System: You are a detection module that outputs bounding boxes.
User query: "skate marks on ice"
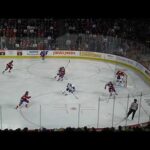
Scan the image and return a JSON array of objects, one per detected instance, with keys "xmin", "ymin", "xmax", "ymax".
[
  {"xmin": 19, "ymin": 109, "xmax": 43, "ymax": 128},
  {"xmin": 18, "ymin": 104, "xmax": 71, "ymax": 129},
  {"xmin": 17, "ymin": 103, "xmax": 97, "ymax": 129},
  {"xmin": 114, "ymin": 116, "xmax": 133, "ymax": 126}
]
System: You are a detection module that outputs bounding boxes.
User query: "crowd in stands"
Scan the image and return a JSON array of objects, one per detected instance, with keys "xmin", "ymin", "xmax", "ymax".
[
  {"xmin": 1, "ymin": 18, "xmax": 149, "ymax": 70},
  {"xmin": 0, "ymin": 18, "xmax": 150, "ymax": 70},
  {"xmin": 64, "ymin": 18, "xmax": 150, "ymax": 42},
  {"xmin": 0, "ymin": 19, "xmax": 59, "ymax": 50},
  {"xmin": 0, "ymin": 18, "xmax": 150, "ymax": 51},
  {"xmin": 0, "ymin": 122, "xmax": 150, "ymax": 133}
]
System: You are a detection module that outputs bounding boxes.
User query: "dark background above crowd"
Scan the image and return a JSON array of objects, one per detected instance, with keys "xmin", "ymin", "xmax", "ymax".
[{"xmin": 0, "ymin": 18, "xmax": 150, "ymax": 42}]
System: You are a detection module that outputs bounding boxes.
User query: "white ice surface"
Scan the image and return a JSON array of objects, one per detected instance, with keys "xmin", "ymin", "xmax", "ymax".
[{"xmin": 0, "ymin": 58, "xmax": 150, "ymax": 130}]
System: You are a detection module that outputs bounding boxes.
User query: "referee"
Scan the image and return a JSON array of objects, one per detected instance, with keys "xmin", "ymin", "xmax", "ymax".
[{"xmin": 127, "ymin": 99, "xmax": 138, "ymax": 120}]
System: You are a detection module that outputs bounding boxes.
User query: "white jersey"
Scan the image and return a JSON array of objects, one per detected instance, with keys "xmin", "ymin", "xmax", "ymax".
[
  {"xmin": 66, "ymin": 83, "xmax": 75, "ymax": 93},
  {"xmin": 130, "ymin": 102, "xmax": 138, "ymax": 111}
]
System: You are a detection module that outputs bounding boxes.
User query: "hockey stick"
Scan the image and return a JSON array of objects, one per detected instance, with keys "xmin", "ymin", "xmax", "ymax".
[
  {"xmin": 62, "ymin": 91, "xmax": 67, "ymax": 95},
  {"xmin": 64, "ymin": 59, "xmax": 70, "ymax": 69},
  {"xmin": 62, "ymin": 90, "xmax": 78, "ymax": 99},
  {"xmin": 72, "ymin": 92, "xmax": 79, "ymax": 99}
]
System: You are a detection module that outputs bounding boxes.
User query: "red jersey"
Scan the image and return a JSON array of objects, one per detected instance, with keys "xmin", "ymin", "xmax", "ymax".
[
  {"xmin": 105, "ymin": 82, "xmax": 113, "ymax": 88},
  {"xmin": 59, "ymin": 67, "xmax": 65, "ymax": 75},
  {"xmin": 7, "ymin": 61, "xmax": 13, "ymax": 68},
  {"xmin": 105, "ymin": 82, "xmax": 115, "ymax": 91},
  {"xmin": 21, "ymin": 94, "xmax": 31, "ymax": 101},
  {"xmin": 109, "ymin": 85, "xmax": 116, "ymax": 92},
  {"xmin": 116, "ymin": 71, "xmax": 125, "ymax": 76}
]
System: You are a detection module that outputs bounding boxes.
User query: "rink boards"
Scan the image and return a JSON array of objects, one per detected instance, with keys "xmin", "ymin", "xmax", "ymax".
[{"xmin": 0, "ymin": 50, "xmax": 150, "ymax": 85}]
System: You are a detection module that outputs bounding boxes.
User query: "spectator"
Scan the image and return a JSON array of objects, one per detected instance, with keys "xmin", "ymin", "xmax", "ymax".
[
  {"xmin": 66, "ymin": 39, "xmax": 71, "ymax": 50},
  {"xmin": 15, "ymin": 43, "xmax": 19, "ymax": 49}
]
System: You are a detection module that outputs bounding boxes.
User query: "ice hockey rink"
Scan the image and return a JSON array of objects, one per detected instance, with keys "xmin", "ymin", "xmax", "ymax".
[{"xmin": 0, "ymin": 58, "xmax": 150, "ymax": 130}]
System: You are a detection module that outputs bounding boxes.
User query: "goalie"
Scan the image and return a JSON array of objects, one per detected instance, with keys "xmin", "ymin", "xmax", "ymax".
[
  {"xmin": 116, "ymin": 70, "xmax": 126, "ymax": 86},
  {"xmin": 55, "ymin": 66, "xmax": 65, "ymax": 81}
]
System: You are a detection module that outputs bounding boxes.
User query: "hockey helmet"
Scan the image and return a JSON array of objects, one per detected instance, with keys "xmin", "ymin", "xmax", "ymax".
[{"xmin": 25, "ymin": 91, "xmax": 29, "ymax": 95}]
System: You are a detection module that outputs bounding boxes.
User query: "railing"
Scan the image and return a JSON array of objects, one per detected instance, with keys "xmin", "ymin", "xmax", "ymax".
[{"xmin": 1, "ymin": 34, "xmax": 150, "ymax": 53}]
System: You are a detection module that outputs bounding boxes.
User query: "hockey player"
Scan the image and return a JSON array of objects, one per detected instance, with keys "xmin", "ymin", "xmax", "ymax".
[
  {"xmin": 126, "ymin": 99, "xmax": 138, "ymax": 120},
  {"xmin": 105, "ymin": 81, "xmax": 117, "ymax": 96},
  {"xmin": 116, "ymin": 70, "xmax": 125, "ymax": 86},
  {"xmin": 16, "ymin": 91, "xmax": 31, "ymax": 109},
  {"xmin": 40, "ymin": 50, "xmax": 48, "ymax": 60},
  {"xmin": 63, "ymin": 83, "xmax": 76, "ymax": 96},
  {"xmin": 55, "ymin": 66, "xmax": 65, "ymax": 81},
  {"xmin": 2, "ymin": 60, "xmax": 13, "ymax": 74}
]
